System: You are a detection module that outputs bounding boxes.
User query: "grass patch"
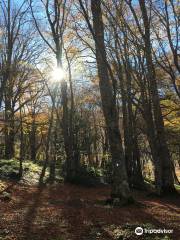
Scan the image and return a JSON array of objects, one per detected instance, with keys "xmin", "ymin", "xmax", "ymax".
[
  {"xmin": 0, "ymin": 159, "xmax": 48, "ymax": 184},
  {"xmin": 175, "ymin": 184, "xmax": 180, "ymax": 193},
  {"xmin": 0, "ymin": 159, "xmax": 20, "ymax": 178}
]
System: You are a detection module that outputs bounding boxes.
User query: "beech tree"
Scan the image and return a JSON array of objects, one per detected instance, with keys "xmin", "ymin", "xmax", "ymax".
[
  {"xmin": 78, "ymin": 0, "xmax": 132, "ymax": 203},
  {"xmin": 0, "ymin": 0, "xmax": 178, "ymax": 199}
]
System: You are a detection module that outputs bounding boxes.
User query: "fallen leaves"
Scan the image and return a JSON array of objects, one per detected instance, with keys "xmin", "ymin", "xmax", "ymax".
[{"xmin": 0, "ymin": 182, "xmax": 179, "ymax": 240}]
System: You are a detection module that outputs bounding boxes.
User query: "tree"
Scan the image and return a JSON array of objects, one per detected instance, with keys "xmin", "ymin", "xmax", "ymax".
[
  {"xmin": 30, "ymin": 0, "xmax": 79, "ymax": 181},
  {"xmin": 0, "ymin": 0, "xmax": 42, "ymax": 159},
  {"xmin": 78, "ymin": 0, "xmax": 132, "ymax": 203}
]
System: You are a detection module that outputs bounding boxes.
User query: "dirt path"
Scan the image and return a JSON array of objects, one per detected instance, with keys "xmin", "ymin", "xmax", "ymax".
[{"xmin": 0, "ymin": 182, "xmax": 179, "ymax": 240}]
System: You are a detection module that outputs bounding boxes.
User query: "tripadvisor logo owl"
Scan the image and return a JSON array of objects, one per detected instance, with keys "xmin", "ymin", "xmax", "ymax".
[{"xmin": 135, "ymin": 227, "xmax": 143, "ymax": 235}]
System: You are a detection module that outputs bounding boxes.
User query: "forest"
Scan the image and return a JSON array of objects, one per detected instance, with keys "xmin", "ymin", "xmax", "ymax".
[{"xmin": 0, "ymin": 0, "xmax": 179, "ymax": 239}]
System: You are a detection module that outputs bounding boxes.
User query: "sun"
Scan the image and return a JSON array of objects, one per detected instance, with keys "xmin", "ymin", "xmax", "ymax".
[{"xmin": 50, "ymin": 67, "xmax": 65, "ymax": 82}]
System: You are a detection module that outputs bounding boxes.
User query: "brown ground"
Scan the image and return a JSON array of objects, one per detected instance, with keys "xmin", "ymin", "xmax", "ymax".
[{"xmin": 0, "ymin": 181, "xmax": 179, "ymax": 240}]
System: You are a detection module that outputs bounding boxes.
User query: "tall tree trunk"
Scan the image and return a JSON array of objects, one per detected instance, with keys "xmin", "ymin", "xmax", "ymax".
[
  {"xmin": 4, "ymin": 100, "xmax": 14, "ymax": 159},
  {"xmin": 139, "ymin": 0, "xmax": 175, "ymax": 195},
  {"xmin": 30, "ymin": 113, "xmax": 36, "ymax": 162},
  {"xmin": 125, "ymin": 56, "xmax": 144, "ymax": 189},
  {"xmin": 39, "ymin": 107, "xmax": 54, "ymax": 185},
  {"xmin": 61, "ymin": 80, "xmax": 75, "ymax": 181},
  {"xmin": 4, "ymin": 0, "xmax": 14, "ymax": 159},
  {"xmin": 19, "ymin": 105, "xmax": 24, "ymax": 178},
  {"xmin": 90, "ymin": 0, "xmax": 131, "ymax": 203},
  {"xmin": 49, "ymin": 120, "xmax": 58, "ymax": 184},
  {"xmin": 114, "ymin": 37, "xmax": 144, "ymax": 189}
]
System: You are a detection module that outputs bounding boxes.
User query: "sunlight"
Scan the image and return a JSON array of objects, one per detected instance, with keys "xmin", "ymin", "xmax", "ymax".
[{"xmin": 50, "ymin": 67, "xmax": 65, "ymax": 83}]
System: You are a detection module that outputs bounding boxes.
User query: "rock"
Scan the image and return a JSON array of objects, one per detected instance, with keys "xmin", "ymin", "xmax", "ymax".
[{"xmin": 0, "ymin": 191, "xmax": 12, "ymax": 201}]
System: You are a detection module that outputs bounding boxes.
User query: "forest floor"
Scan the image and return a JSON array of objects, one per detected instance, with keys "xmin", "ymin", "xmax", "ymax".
[{"xmin": 0, "ymin": 180, "xmax": 179, "ymax": 240}]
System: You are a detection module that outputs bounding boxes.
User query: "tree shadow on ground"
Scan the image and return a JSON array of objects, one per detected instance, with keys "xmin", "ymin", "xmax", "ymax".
[
  {"xmin": 57, "ymin": 186, "xmax": 180, "ymax": 240},
  {"xmin": 1, "ymin": 183, "xmax": 179, "ymax": 240},
  {"xmin": 23, "ymin": 185, "xmax": 45, "ymax": 239}
]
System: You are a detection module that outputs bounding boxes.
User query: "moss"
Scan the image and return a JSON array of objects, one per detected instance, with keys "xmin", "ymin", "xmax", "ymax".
[
  {"xmin": 0, "ymin": 159, "xmax": 48, "ymax": 184},
  {"xmin": 175, "ymin": 184, "xmax": 180, "ymax": 191}
]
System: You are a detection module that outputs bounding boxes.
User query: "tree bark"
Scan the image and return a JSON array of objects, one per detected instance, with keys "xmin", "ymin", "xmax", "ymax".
[
  {"xmin": 139, "ymin": 0, "xmax": 175, "ymax": 195},
  {"xmin": 90, "ymin": 0, "xmax": 131, "ymax": 202}
]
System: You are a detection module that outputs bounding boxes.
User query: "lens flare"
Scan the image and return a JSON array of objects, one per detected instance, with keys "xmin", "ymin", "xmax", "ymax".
[{"xmin": 50, "ymin": 67, "xmax": 65, "ymax": 82}]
